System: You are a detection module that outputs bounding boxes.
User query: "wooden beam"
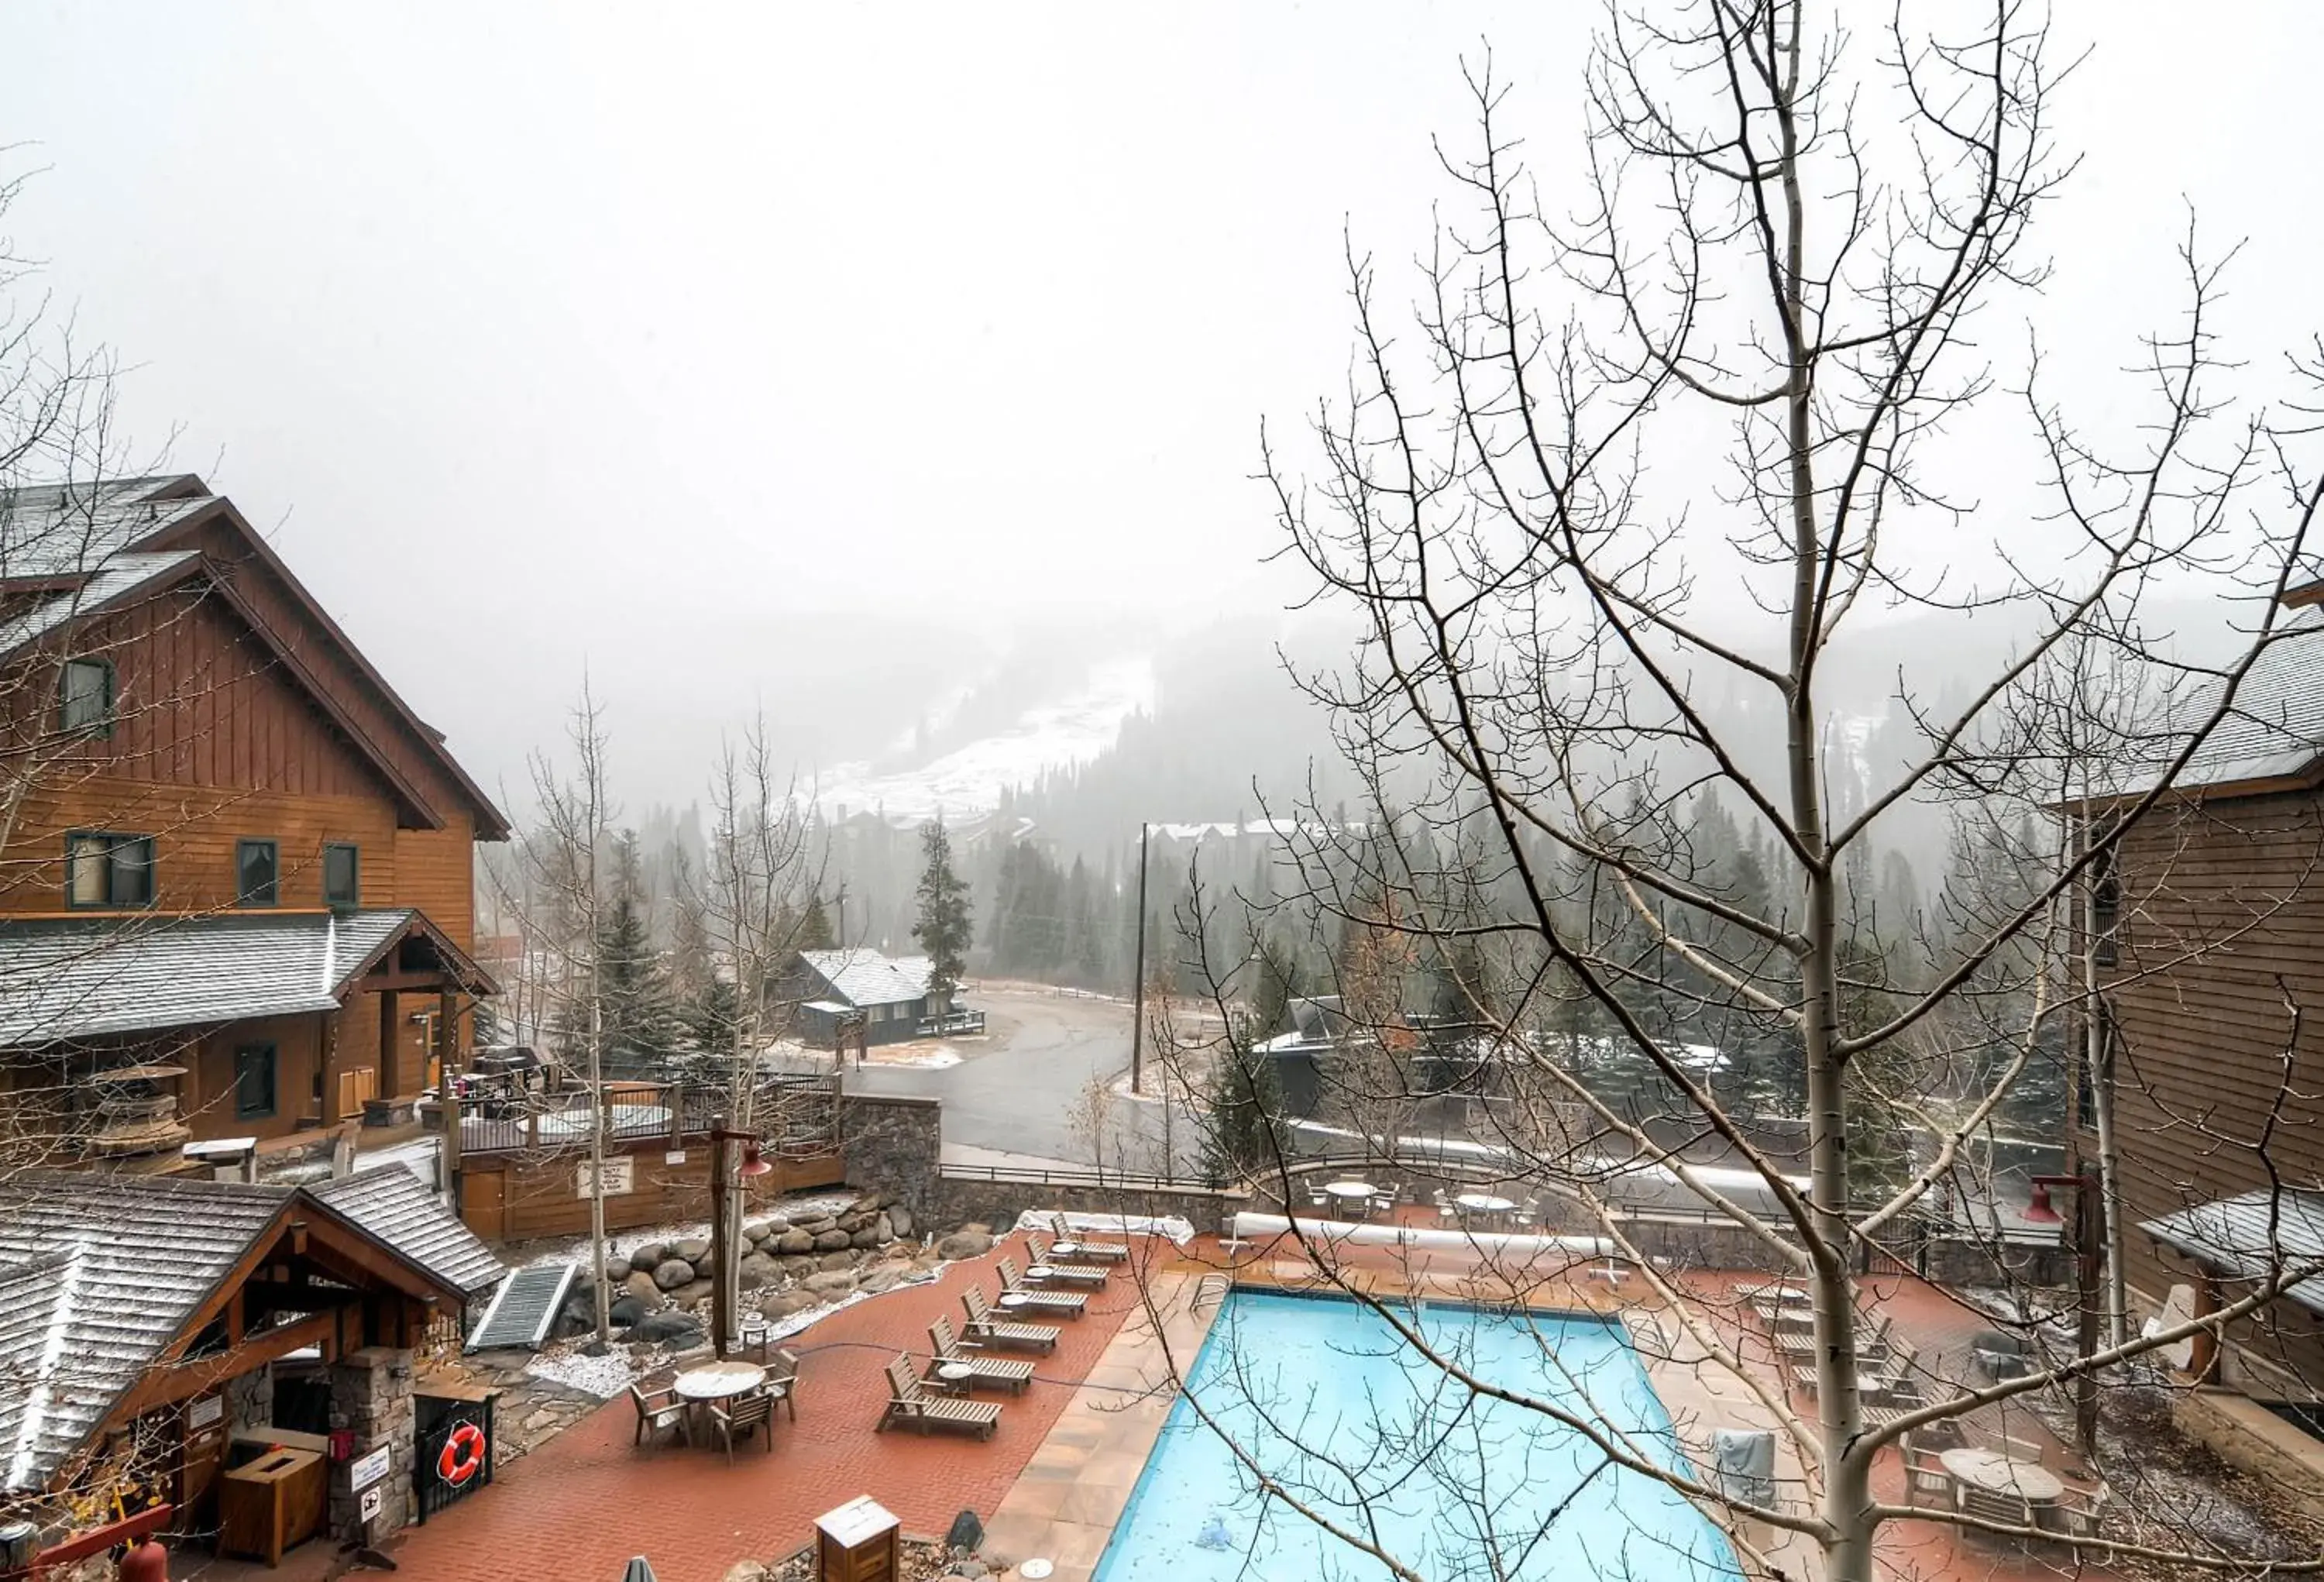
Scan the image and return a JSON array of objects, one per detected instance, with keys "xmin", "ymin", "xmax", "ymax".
[
  {"xmin": 113, "ymin": 1309, "xmax": 338, "ymax": 1419},
  {"xmin": 360, "ymin": 969, "xmax": 460, "ymax": 993}
]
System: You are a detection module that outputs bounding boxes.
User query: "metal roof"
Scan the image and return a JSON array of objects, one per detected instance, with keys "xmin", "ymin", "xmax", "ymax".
[
  {"xmin": 0, "ymin": 1171, "xmax": 289, "ymax": 1493},
  {"xmin": 0, "ymin": 477, "xmax": 213, "ymax": 579},
  {"xmin": 795, "ymin": 948, "xmax": 933, "ymax": 1009},
  {"xmin": 310, "ymin": 1165, "xmax": 505, "ymax": 1298},
  {"xmin": 0, "ymin": 909, "xmax": 494, "ymax": 1047},
  {"xmin": 2141, "ymin": 1188, "xmax": 2324, "ymax": 1315}
]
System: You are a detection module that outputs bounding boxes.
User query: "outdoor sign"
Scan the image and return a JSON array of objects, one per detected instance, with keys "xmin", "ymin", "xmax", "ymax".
[
  {"xmin": 576, "ymin": 1157, "xmax": 635, "ymax": 1198},
  {"xmin": 187, "ymin": 1395, "xmax": 223, "ymax": 1430},
  {"xmin": 349, "ymin": 1446, "xmax": 393, "ymax": 1493},
  {"xmin": 359, "ymin": 1486, "xmax": 383, "ymax": 1524},
  {"xmin": 665, "ymin": 1150, "xmax": 686, "ymax": 1165}
]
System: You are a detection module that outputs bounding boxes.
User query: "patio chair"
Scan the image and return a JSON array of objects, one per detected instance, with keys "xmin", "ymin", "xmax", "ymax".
[
  {"xmin": 629, "ymin": 1379, "xmax": 686, "ymax": 1449},
  {"xmin": 1023, "ymin": 1234, "xmax": 1111, "ymax": 1288},
  {"xmin": 878, "ymin": 1355, "xmax": 1002, "ymax": 1439},
  {"xmin": 1045, "ymin": 1215, "xmax": 1129, "ymax": 1261},
  {"xmin": 2054, "ymin": 1485, "xmax": 2109, "ymax": 1539},
  {"xmin": 709, "ymin": 1389, "xmax": 775, "ymax": 1464},
  {"xmin": 928, "ymin": 1315, "xmax": 1035, "ymax": 1394},
  {"xmin": 1370, "ymin": 1185, "xmax": 1397, "ymax": 1217},
  {"xmin": 1996, "ymin": 1432, "xmax": 2044, "ymax": 1463},
  {"xmin": 1955, "ymin": 1484, "xmax": 2035, "ymax": 1545},
  {"xmin": 765, "ymin": 1346, "xmax": 800, "ymax": 1422},
  {"xmin": 995, "ymin": 1257, "xmax": 1088, "ymax": 1316},
  {"xmin": 963, "ymin": 1285, "xmax": 1062, "ymax": 1352},
  {"xmin": 1902, "ymin": 1446, "xmax": 1953, "ymax": 1505}
]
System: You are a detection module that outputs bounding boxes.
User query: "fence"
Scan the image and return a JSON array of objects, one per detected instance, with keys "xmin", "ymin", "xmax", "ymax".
[
  {"xmin": 440, "ymin": 1074, "xmax": 837, "ymax": 1159},
  {"xmin": 917, "ymin": 1009, "xmax": 987, "ymax": 1037}
]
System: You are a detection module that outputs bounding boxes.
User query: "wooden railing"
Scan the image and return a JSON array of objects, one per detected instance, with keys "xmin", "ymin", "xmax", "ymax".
[{"xmin": 435, "ymin": 1075, "xmax": 838, "ymax": 1159}]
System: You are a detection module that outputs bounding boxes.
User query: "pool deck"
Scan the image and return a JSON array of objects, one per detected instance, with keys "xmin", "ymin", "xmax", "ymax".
[{"xmin": 981, "ymin": 1269, "xmax": 1226, "ymax": 1580}]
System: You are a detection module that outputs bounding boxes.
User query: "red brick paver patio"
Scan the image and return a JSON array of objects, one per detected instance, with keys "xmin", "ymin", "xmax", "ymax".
[{"xmin": 385, "ymin": 1235, "xmax": 1150, "ymax": 1582}]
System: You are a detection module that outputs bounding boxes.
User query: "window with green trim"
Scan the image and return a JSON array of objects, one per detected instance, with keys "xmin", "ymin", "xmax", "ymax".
[
  {"xmin": 323, "ymin": 843, "xmax": 360, "ymax": 909},
  {"xmin": 65, "ymin": 831, "xmax": 154, "ymax": 907},
  {"xmin": 59, "ymin": 657, "xmax": 115, "ymax": 736},
  {"xmin": 235, "ymin": 839, "xmax": 279, "ymax": 907}
]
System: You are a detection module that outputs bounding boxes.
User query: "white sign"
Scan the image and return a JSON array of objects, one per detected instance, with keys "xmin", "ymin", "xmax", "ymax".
[
  {"xmin": 576, "ymin": 1157, "xmax": 634, "ymax": 1198},
  {"xmin": 349, "ymin": 1445, "xmax": 393, "ymax": 1493},
  {"xmin": 187, "ymin": 1395, "xmax": 223, "ymax": 1430},
  {"xmin": 359, "ymin": 1485, "xmax": 383, "ymax": 1524},
  {"xmin": 664, "ymin": 1149, "xmax": 687, "ymax": 1165}
]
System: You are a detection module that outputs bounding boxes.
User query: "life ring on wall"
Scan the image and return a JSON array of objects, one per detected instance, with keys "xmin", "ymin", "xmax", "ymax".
[{"xmin": 436, "ymin": 1422, "xmax": 486, "ymax": 1487}]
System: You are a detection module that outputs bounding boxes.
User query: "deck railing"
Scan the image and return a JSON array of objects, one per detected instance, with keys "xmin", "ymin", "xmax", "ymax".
[
  {"xmin": 917, "ymin": 1009, "xmax": 986, "ymax": 1037},
  {"xmin": 437, "ymin": 1073, "xmax": 839, "ymax": 1159}
]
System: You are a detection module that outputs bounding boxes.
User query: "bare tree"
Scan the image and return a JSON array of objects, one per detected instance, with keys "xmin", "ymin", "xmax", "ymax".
[{"xmin": 1147, "ymin": 5, "xmax": 2324, "ymax": 1579}]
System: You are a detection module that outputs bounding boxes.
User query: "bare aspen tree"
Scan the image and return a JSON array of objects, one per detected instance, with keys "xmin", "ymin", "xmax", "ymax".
[
  {"xmin": 1145, "ymin": 5, "xmax": 2324, "ymax": 1579},
  {"xmin": 507, "ymin": 680, "xmax": 617, "ymax": 1346}
]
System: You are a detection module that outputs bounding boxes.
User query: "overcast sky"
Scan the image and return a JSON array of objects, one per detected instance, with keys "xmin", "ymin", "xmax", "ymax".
[{"xmin": 6, "ymin": 2, "xmax": 2321, "ymax": 800}]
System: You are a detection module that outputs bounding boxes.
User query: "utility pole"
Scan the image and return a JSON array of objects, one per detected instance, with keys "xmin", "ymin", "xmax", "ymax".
[{"xmin": 1129, "ymin": 822, "xmax": 1150, "ymax": 1096}]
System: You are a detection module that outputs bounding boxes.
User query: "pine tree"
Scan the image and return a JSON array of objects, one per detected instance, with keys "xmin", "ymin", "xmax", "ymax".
[
  {"xmin": 912, "ymin": 818, "xmax": 975, "ymax": 1009},
  {"xmin": 797, "ymin": 892, "xmax": 835, "ymax": 951},
  {"xmin": 1200, "ymin": 1033, "xmax": 1290, "ymax": 1186},
  {"xmin": 590, "ymin": 830, "xmax": 681, "ymax": 1076}
]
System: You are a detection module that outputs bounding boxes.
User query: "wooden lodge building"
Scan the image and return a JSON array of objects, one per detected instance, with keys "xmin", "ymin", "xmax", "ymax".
[
  {"xmin": 0, "ymin": 476, "xmax": 508, "ymax": 1164},
  {"xmin": 0, "ymin": 1166, "xmax": 504, "ymax": 1566},
  {"xmin": 2082, "ymin": 573, "xmax": 2324, "ymax": 1408}
]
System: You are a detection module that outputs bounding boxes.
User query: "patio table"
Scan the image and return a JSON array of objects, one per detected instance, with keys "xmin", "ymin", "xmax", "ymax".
[
  {"xmin": 1453, "ymin": 1192, "xmax": 1515, "ymax": 1216},
  {"xmin": 1941, "ymin": 1447, "xmax": 2063, "ymax": 1505},
  {"xmin": 674, "ymin": 1360, "xmax": 768, "ymax": 1446},
  {"xmin": 1324, "ymin": 1181, "xmax": 1378, "ymax": 1217}
]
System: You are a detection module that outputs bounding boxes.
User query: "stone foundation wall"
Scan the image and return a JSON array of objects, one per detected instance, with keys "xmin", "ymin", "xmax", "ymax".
[
  {"xmin": 328, "ymin": 1346, "xmax": 415, "ymax": 1541},
  {"xmin": 839, "ymin": 1092, "xmax": 943, "ymax": 1227}
]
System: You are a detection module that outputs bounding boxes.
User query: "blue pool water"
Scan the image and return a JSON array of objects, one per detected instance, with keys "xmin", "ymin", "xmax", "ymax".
[{"xmin": 1093, "ymin": 1291, "xmax": 1742, "ymax": 1582}]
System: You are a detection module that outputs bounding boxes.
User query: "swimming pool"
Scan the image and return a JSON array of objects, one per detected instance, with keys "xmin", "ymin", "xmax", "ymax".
[{"xmin": 1093, "ymin": 1289, "xmax": 1742, "ymax": 1582}]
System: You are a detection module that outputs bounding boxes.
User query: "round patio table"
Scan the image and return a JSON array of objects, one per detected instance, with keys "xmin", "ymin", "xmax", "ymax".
[
  {"xmin": 1324, "ymin": 1180, "xmax": 1378, "ymax": 1201},
  {"xmin": 673, "ymin": 1360, "xmax": 768, "ymax": 1448},
  {"xmin": 1454, "ymin": 1192, "xmax": 1516, "ymax": 1215},
  {"xmin": 998, "ymin": 1291, "xmax": 1033, "ymax": 1309},
  {"xmin": 937, "ymin": 1363, "xmax": 975, "ymax": 1385},
  {"xmin": 1941, "ymin": 1447, "xmax": 2063, "ymax": 1504}
]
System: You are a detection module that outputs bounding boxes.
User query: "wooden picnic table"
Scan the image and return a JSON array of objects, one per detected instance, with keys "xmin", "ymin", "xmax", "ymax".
[{"xmin": 1942, "ymin": 1447, "xmax": 2063, "ymax": 1504}]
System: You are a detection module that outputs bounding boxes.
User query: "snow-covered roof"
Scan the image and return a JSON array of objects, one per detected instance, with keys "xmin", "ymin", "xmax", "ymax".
[
  {"xmin": 795, "ymin": 948, "xmax": 934, "ymax": 1009},
  {"xmin": 2142, "ymin": 1188, "xmax": 2324, "ymax": 1315},
  {"xmin": 2106, "ymin": 606, "xmax": 2324, "ymax": 798}
]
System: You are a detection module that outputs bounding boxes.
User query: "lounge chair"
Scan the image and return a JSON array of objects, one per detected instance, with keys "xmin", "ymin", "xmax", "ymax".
[
  {"xmin": 928, "ymin": 1315, "xmax": 1035, "ymax": 1394},
  {"xmin": 995, "ymin": 1256, "xmax": 1088, "ymax": 1316},
  {"xmin": 1023, "ymin": 1235, "xmax": 1109, "ymax": 1288},
  {"xmin": 878, "ymin": 1355, "xmax": 1001, "ymax": 1439},
  {"xmin": 629, "ymin": 1379, "xmax": 685, "ymax": 1448},
  {"xmin": 1046, "ymin": 1215, "xmax": 1129, "ymax": 1261},
  {"xmin": 963, "ymin": 1285, "xmax": 1061, "ymax": 1352},
  {"xmin": 709, "ymin": 1389, "xmax": 775, "ymax": 1463}
]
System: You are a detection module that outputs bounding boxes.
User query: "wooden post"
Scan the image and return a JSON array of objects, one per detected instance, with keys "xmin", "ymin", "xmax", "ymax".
[
  {"xmin": 437, "ymin": 990, "xmax": 458, "ymax": 1087},
  {"xmin": 710, "ymin": 1116, "xmax": 734, "ymax": 1360},
  {"xmin": 2188, "ymin": 1276, "xmax": 2224, "ymax": 1384},
  {"xmin": 377, "ymin": 991, "xmax": 398, "ymax": 1101}
]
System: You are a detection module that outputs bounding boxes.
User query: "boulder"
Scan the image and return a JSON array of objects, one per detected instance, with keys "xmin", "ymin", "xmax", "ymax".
[
  {"xmin": 813, "ymin": 1229, "xmax": 853, "ymax": 1252},
  {"xmin": 759, "ymin": 1291, "xmax": 810, "ymax": 1321},
  {"xmin": 624, "ymin": 1271, "xmax": 668, "ymax": 1309},
  {"xmin": 672, "ymin": 1278, "xmax": 713, "ymax": 1309},
  {"xmin": 723, "ymin": 1563, "xmax": 773, "ymax": 1582},
  {"xmin": 945, "ymin": 1510, "xmax": 985, "ymax": 1556},
  {"xmin": 608, "ymin": 1294, "xmax": 648, "ymax": 1326},
  {"xmin": 798, "ymin": 1216, "xmax": 838, "ymax": 1237},
  {"xmin": 817, "ymin": 1250, "xmax": 857, "ymax": 1273},
  {"xmin": 779, "ymin": 1255, "xmax": 818, "ymax": 1279},
  {"xmin": 673, "ymin": 1236, "xmax": 713, "ymax": 1264},
  {"xmin": 803, "ymin": 1268, "xmax": 858, "ymax": 1297},
  {"xmin": 742, "ymin": 1219, "xmax": 781, "ymax": 1244},
  {"xmin": 633, "ymin": 1309, "xmax": 703, "ymax": 1344},
  {"xmin": 775, "ymin": 1228, "xmax": 816, "ymax": 1255},
  {"xmin": 849, "ymin": 1226, "xmax": 882, "ymax": 1250},
  {"xmin": 937, "ymin": 1229, "xmax": 993, "ymax": 1260},
  {"xmin": 858, "ymin": 1267, "xmax": 902, "ymax": 1295},
  {"xmin": 737, "ymin": 1251, "xmax": 779, "ymax": 1291},
  {"xmin": 652, "ymin": 1257, "xmax": 695, "ymax": 1291},
  {"xmin": 887, "ymin": 1204, "xmax": 913, "ymax": 1239},
  {"xmin": 628, "ymin": 1242, "xmax": 666, "ymax": 1271},
  {"xmin": 873, "ymin": 1212, "xmax": 895, "ymax": 1243},
  {"xmin": 605, "ymin": 1256, "xmax": 632, "ymax": 1284}
]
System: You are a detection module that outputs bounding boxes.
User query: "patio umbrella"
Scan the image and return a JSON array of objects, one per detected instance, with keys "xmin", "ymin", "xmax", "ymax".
[{"xmin": 621, "ymin": 1560, "xmax": 659, "ymax": 1582}]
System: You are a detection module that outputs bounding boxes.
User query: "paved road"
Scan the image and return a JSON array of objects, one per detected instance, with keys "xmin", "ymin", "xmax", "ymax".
[{"xmin": 820, "ymin": 985, "xmax": 1198, "ymax": 1168}]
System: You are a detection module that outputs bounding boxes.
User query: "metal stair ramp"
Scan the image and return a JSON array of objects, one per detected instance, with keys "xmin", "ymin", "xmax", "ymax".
[{"xmin": 466, "ymin": 1262, "xmax": 576, "ymax": 1351}]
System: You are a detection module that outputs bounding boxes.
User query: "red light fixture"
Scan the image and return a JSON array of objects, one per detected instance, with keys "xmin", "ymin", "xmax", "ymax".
[
  {"xmin": 737, "ymin": 1137, "xmax": 774, "ymax": 1178},
  {"xmin": 2023, "ymin": 1181, "xmax": 2061, "ymax": 1224}
]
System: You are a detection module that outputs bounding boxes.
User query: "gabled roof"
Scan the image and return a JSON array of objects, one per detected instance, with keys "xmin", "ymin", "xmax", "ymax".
[
  {"xmin": 0, "ymin": 1172, "xmax": 290, "ymax": 1493},
  {"xmin": 795, "ymin": 947, "xmax": 933, "ymax": 1009},
  {"xmin": 311, "ymin": 1165, "xmax": 504, "ymax": 1298},
  {"xmin": 0, "ymin": 908, "xmax": 497, "ymax": 1048},
  {"xmin": 0, "ymin": 475, "xmax": 507, "ymax": 837},
  {"xmin": 0, "ymin": 1168, "xmax": 501, "ymax": 1494},
  {"xmin": 2141, "ymin": 1188, "xmax": 2324, "ymax": 1317}
]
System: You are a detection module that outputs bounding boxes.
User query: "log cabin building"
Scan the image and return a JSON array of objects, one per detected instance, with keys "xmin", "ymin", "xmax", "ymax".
[
  {"xmin": 2081, "ymin": 574, "xmax": 2324, "ymax": 1410},
  {"xmin": 0, "ymin": 475, "xmax": 507, "ymax": 1163}
]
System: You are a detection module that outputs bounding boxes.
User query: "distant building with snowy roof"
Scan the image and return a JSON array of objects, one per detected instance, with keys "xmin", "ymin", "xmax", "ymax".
[{"xmin": 788, "ymin": 946, "xmax": 968, "ymax": 1047}]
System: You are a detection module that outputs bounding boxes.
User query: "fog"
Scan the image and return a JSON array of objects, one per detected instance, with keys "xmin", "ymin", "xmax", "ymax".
[{"xmin": 7, "ymin": 1, "xmax": 2322, "ymax": 809}]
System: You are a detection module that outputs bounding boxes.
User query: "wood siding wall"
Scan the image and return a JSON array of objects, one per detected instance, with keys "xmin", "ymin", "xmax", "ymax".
[
  {"xmin": 392, "ymin": 819, "xmax": 475, "ymax": 950},
  {"xmin": 2101, "ymin": 789, "xmax": 2324, "ymax": 1388},
  {"xmin": 456, "ymin": 1142, "xmax": 846, "ymax": 1242}
]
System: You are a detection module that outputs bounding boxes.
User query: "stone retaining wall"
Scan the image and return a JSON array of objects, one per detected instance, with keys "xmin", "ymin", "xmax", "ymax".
[
  {"xmin": 839, "ymin": 1091, "xmax": 943, "ymax": 1227},
  {"xmin": 936, "ymin": 1173, "xmax": 1248, "ymax": 1238}
]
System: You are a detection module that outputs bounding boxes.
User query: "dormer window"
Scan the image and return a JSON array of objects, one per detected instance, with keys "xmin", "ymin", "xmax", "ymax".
[{"xmin": 59, "ymin": 657, "xmax": 114, "ymax": 736}]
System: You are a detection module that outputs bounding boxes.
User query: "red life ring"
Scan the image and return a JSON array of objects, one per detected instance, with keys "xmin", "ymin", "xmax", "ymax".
[{"xmin": 436, "ymin": 1422, "xmax": 486, "ymax": 1487}]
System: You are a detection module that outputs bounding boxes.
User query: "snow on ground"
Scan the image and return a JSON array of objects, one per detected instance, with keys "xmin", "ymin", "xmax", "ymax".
[{"xmin": 813, "ymin": 657, "xmax": 1153, "ymax": 821}]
